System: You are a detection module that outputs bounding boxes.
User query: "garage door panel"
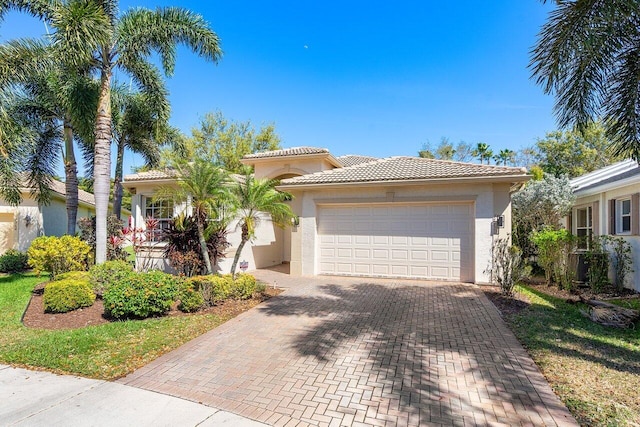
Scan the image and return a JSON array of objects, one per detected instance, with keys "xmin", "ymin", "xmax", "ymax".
[{"xmin": 318, "ymin": 204, "xmax": 473, "ymax": 281}]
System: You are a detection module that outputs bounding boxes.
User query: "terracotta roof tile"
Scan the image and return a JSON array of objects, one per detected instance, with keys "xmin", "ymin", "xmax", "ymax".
[
  {"xmin": 337, "ymin": 155, "xmax": 378, "ymax": 167},
  {"xmin": 243, "ymin": 146, "xmax": 329, "ymax": 159},
  {"xmin": 124, "ymin": 169, "xmax": 178, "ymax": 182},
  {"xmin": 280, "ymin": 156, "xmax": 527, "ymax": 186}
]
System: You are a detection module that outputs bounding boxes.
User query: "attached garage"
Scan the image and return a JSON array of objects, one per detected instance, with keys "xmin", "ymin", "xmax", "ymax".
[{"xmin": 317, "ymin": 203, "xmax": 473, "ymax": 281}]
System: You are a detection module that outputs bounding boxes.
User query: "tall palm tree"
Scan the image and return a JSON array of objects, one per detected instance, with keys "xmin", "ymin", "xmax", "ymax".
[
  {"xmin": 494, "ymin": 148, "xmax": 515, "ymax": 166},
  {"xmin": 472, "ymin": 142, "xmax": 492, "ymax": 164},
  {"xmin": 1, "ymin": 1, "xmax": 222, "ymax": 264},
  {"xmin": 229, "ymin": 170, "xmax": 295, "ymax": 277},
  {"xmin": 531, "ymin": 0, "xmax": 640, "ymax": 159},
  {"xmin": 155, "ymin": 160, "xmax": 231, "ymax": 275}
]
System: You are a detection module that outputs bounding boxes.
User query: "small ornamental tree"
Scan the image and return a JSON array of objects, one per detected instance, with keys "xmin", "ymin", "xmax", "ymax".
[
  {"xmin": 531, "ymin": 228, "xmax": 576, "ymax": 290},
  {"xmin": 512, "ymin": 173, "xmax": 575, "ymax": 261}
]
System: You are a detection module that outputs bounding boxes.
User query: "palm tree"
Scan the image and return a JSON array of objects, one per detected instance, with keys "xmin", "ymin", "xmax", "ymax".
[
  {"xmin": 154, "ymin": 160, "xmax": 230, "ymax": 275},
  {"xmin": 472, "ymin": 142, "xmax": 492, "ymax": 164},
  {"xmin": 494, "ymin": 149, "xmax": 515, "ymax": 166},
  {"xmin": 531, "ymin": 1, "xmax": 640, "ymax": 159},
  {"xmin": 1, "ymin": 1, "xmax": 222, "ymax": 264},
  {"xmin": 111, "ymin": 86, "xmax": 181, "ymax": 219},
  {"xmin": 229, "ymin": 170, "xmax": 295, "ymax": 277},
  {"xmin": 0, "ymin": 33, "xmax": 97, "ymax": 234}
]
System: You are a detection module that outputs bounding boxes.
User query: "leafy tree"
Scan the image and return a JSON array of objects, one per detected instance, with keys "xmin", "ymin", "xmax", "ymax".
[
  {"xmin": 435, "ymin": 137, "xmax": 456, "ymax": 160},
  {"xmin": 417, "ymin": 142, "xmax": 434, "ymax": 159},
  {"xmin": 531, "ymin": 0, "xmax": 640, "ymax": 160},
  {"xmin": 534, "ymin": 122, "xmax": 623, "ymax": 178},
  {"xmin": 229, "ymin": 170, "xmax": 294, "ymax": 276},
  {"xmin": 472, "ymin": 142, "xmax": 493, "ymax": 164},
  {"xmin": 512, "ymin": 174, "xmax": 575, "ymax": 261},
  {"xmin": 164, "ymin": 111, "xmax": 281, "ymax": 173},
  {"xmin": 452, "ymin": 141, "xmax": 474, "ymax": 162},
  {"xmin": 154, "ymin": 160, "xmax": 231, "ymax": 275}
]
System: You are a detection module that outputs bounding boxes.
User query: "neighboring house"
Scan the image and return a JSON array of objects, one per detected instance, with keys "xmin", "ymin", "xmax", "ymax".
[
  {"xmin": 124, "ymin": 147, "xmax": 529, "ymax": 283},
  {"xmin": 570, "ymin": 159, "xmax": 640, "ymax": 291},
  {"xmin": 0, "ymin": 180, "xmax": 96, "ymax": 255}
]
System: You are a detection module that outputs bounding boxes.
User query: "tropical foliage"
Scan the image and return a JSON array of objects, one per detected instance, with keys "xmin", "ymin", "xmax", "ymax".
[{"xmin": 531, "ymin": 0, "xmax": 640, "ymax": 160}]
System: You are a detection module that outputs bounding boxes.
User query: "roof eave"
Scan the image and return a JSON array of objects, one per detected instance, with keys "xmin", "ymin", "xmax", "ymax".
[
  {"xmin": 277, "ymin": 174, "xmax": 531, "ymax": 191},
  {"xmin": 574, "ymin": 174, "xmax": 640, "ymax": 198}
]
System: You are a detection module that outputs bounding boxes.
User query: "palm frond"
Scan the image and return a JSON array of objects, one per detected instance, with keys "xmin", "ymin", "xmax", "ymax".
[
  {"xmin": 0, "ymin": 38, "xmax": 53, "ymax": 86},
  {"xmin": 117, "ymin": 6, "xmax": 222, "ymax": 77},
  {"xmin": 0, "ymin": 0, "xmax": 57, "ymax": 22}
]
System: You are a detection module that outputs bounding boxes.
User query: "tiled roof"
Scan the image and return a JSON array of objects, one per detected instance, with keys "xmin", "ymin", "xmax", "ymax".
[
  {"xmin": 18, "ymin": 175, "xmax": 95, "ymax": 206},
  {"xmin": 280, "ymin": 157, "xmax": 528, "ymax": 186},
  {"xmin": 337, "ymin": 155, "xmax": 378, "ymax": 167},
  {"xmin": 48, "ymin": 180, "xmax": 95, "ymax": 206},
  {"xmin": 243, "ymin": 146, "xmax": 330, "ymax": 159},
  {"xmin": 124, "ymin": 169, "xmax": 178, "ymax": 182}
]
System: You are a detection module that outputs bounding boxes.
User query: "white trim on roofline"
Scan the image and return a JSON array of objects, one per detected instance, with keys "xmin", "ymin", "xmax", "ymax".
[{"xmin": 570, "ymin": 159, "xmax": 638, "ymax": 190}]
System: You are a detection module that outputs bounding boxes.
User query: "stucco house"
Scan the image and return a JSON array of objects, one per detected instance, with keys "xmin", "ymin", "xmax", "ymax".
[
  {"xmin": 0, "ymin": 180, "xmax": 96, "ymax": 255},
  {"xmin": 570, "ymin": 159, "xmax": 640, "ymax": 291},
  {"xmin": 124, "ymin": 147, "xmax": 529, "ymax": 284}
]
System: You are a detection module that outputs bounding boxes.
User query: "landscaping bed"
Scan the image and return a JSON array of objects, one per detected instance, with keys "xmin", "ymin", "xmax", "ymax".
[
  {"xmin": 22, "ymin": 281, "xmax": 282, "ymax": 330},
  {"xmin": 484, "ymin": 282, "xmax": 640, "ymax": 426}
]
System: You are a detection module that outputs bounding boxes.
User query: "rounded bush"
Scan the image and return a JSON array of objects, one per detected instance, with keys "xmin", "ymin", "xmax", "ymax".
[
  {"xmin": 185, "ymin": 275, "xmax": 232, "ymax": 306},
  {"xmin": 89, "ymin": 260, "xmax": 134, "ymax": 297},
  {"xmin": 0, "ymin": 249, "xmax": 29, "ymax": 273},
  {"xmin": 27, "ymin": 235, "xmax": 90, "ymax": 279},
  {"xmin": 43, "ymin": 279, "xmax": 95, "ymax": 313},
  {"xmin": 177, "ymin": 283, "xmax": 205, "ymax": 313},
  {"xmin": 229, "ymin": 274, "xmax": 258, "ymax": 300},
  {"xmin": 103, "ymin": 271, "xmax": 181, "ymax": 319}
]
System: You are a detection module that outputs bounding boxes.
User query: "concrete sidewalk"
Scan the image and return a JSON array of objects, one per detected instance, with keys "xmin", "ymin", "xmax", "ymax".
[{"xmin": 0, "ymin": 365, "xmax": 266, "ymax": 427}]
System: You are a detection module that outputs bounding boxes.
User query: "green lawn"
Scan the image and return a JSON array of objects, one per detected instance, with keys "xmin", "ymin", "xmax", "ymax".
[
  {"xmin": 0, "ymin": 273, "xmax": 242, "ymax": 380},
  {"xmin": 508, "ymin": 284, "xmax": 640, "ymax": 426}
]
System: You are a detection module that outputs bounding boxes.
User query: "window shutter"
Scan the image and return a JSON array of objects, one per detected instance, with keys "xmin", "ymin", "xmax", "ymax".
[
  {"xmin": 566, "ymin": 212, "xmax": 573, "ymax": 233},
  {"xmin": 633, "ymin": 194, "xmax": 640, "ymax": 235},
  {"xmin": 592, "ymin": 201, "xmax": 599, "ymax": 235},
  {"xmin": 609, "ymin": 199, "xmax": 616, "ymax": 235}
]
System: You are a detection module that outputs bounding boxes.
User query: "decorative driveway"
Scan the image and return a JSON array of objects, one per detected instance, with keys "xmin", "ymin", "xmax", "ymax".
[{"xmin": 119, "ymin": 269, "xmax": 577, "ymax": 426}]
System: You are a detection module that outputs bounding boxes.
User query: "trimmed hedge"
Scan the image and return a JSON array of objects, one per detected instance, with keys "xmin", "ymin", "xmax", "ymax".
[
  {"xmin": 0, "ymin": 250, "xmax": 29, "ymax": 273},
  {"xmin": 177, "ymin": 282, "xmax": 205, "ymax": 313},
  {"xmin": 43, "ymin": 279, "xmax": 96, "ymax": 313},
  {"xmin": 229, "ymin": 274, "xmax": 260, "ymax": 300},
  {"xmin": 103, "ymin": 271, "xmax": 181, "ymax": 319},
  {"xmin": 89, "ymin": 260, "xmax": 133, "ymax": 297},
  {"xmin": 27, "ymin": 235, "xmax": 90, "ymax": 280}
]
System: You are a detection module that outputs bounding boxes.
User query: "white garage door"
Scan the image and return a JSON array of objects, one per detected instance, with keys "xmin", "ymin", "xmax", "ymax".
[{"xmin": 317, "ymin": 204, "xmax": 473, "ymax": 281}]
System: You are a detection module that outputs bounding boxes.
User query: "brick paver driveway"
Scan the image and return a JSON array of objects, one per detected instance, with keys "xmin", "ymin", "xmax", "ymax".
[{"xmin": 120, "ymin": 268, "xmax": 577, "ymax": 426}]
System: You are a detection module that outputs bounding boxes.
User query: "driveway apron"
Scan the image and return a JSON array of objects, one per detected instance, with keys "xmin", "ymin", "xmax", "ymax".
[{"xmin": 119, "ymin": 270, "xmax": 577, "ymax": 426}]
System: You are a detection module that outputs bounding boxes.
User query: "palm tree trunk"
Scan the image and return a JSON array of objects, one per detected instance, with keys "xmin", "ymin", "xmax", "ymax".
[
  {"xmin": 112, "ymin": 139, "xmax": 125, "ymax": 219},
  {"xmin": 94, "ymin": 61, "xmax": 113, "ymax": 264},
  {"xmin": 230, "ymin": 223, "xmax": 249, "ymax": 277},
  {"xmin": 63, "ymin": 116, "xmax": 79, "ymax": 235},
  {"xmin": 197, "ymin": 219, "xmax": 213, "ymax": 274}
]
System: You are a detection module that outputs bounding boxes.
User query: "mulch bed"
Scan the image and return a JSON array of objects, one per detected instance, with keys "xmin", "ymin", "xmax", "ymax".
[
  {"xmin": 22, "ymin": 282, "xmax": 283, "ymax": 330},
  {"xmin": 483, "ymin": 278, "xmax": 639, "ymax": 319}
]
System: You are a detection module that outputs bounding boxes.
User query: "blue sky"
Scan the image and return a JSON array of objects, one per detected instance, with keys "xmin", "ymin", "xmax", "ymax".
[{"xmin": 2, "ymin": 1, "xmax": 556, "ymax": 175}]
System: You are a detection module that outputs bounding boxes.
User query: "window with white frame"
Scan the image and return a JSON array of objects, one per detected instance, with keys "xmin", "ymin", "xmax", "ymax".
[
  {"xmin": 144, "ymin": 197, "xmax": 173, "ymax": 242},
  {"xmin": 616, "ymin": 198, "xmax": 632, "ymax": 234},
  {"xmin": 576, "ymin": 206, "xmax": 592, "ymax": 249}
]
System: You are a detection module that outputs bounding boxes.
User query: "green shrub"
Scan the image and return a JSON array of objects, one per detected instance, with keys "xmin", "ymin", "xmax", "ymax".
[
  {"xmin": 229, "ymin": 274, "xmax": 258, "ymax": 300},
  {"xmin": 43, "ymin": 279, "xmax": 95, "ymax": 313},
  {"xmin": 531, "ymin": 228, "xmax": 576, "ymax": 290},
  {"xmin": 27, "ymin": 235, "xmax": 90, "ymax": 280},
  {"xmin": 54, "ymin": 271, "xmax": 91, "ymax": 282},
  {"xmin": 0, "ymin": 249, "xmax": 29, "ymax": 273},
  {"xmin": 89, "ymin": 260, "xmax": 134, "ymax": 297},
  {"xmin": 185, "ymin": 275, "xmax": 231, "ymax": 306},
  {"xmin": 103, "ymin": 271, "xmax": 181, "ymax": 319},
  {"xmin": 177, "ymin": 282, "xmax": 205, "ymax": 313}
]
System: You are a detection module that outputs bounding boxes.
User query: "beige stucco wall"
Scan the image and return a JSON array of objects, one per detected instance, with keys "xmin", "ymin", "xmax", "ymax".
[
  {"xmin": 286, "ymin": 181, "xmax": 512, "ymax": 284},
  {"xmin": 251, "ymin": 157, "xmax": 337, "ymax": 180}
]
